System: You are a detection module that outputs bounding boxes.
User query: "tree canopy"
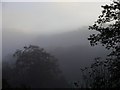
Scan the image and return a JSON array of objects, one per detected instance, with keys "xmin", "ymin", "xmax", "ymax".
[
  {"xmin": 87, "ymin": 0, "xmax": 120, "ymax": 88},
  {"xmin": 75, "ymin": 0, "xmax": 120, "ymax": 88},
  {"xmin": 3, "ymin": 45, "xmax": 69, "ymax": 88},
  {"xmin": 88, "ymin": 0, "xmax": 120, "ymax": 54}
]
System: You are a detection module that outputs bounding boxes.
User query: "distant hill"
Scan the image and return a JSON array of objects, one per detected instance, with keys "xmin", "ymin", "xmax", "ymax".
[
  {"xmin": 3, "ymin": 27, "xmax": 110, "ymax": 83},
  {"xmin": 32, "ymin": 26, "xmax": 93, "ymax": 47}
]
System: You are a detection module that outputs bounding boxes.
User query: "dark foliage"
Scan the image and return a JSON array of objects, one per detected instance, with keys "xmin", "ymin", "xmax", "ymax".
[
  {"xmin": 88, "ymin": 0, "xmax": 120, "ymax": 51},
  {"xmin": 3, "ymin": 45, "xmax": 69, "ymax": 88},
  {"xmin": 75, "ymin": 0, "xmax": 120, "ymax": 88},
  {"xmin": 88, "ymin": 0, "xmax": 120, "ymax": 88}
]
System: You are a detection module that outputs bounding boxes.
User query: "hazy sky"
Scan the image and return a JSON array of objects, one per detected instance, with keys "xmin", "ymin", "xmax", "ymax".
[{"xmin": 3, "ymin": 2, "xmax": 110, "ymax": 35}]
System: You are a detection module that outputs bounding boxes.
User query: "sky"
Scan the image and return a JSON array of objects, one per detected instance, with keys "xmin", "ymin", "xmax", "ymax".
[
  {"xmin": 1, "ymin": 1, "xmax": 112, "ymax": 87},
  {"xmin": 2, "ymin": 1, "xmax": 111, "ymax": 35}
]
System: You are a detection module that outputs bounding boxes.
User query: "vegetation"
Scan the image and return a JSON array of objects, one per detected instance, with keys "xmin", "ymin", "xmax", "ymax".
[
  {"xmin": 3, "ymin": 0, "xmax": 120, "ymax": 88},
  {"xmin": 75, "ymin": 0, "xmax": 120, "ymax": 88},
  {"xmin": 3, "ymin": 45, "xmax": 69, "ymax": 88}
]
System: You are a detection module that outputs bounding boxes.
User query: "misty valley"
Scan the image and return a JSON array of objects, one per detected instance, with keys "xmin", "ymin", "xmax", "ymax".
[
  {"xmin": 3, "ymin": 27, "xmax": 109, "ymax": 88},
  {"xmin": 2, "ymin": 0, "xmax": 120, "ymax": 88}
]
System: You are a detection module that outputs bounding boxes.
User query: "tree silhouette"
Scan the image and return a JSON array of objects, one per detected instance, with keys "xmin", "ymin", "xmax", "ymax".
[
  {"xmin": 3, "ymin": 45, "xmax": 69, "ymax": 88},
  {"xmin": 75, "ymin": 0, "xmax": 120, "ymax": 88},
  {"xmin": 88, "ymin": 0, "xmax": 120, "ymax": 88},
  {"xmin": 88, "ymin": 0, "xmax": 120, "ymax": 53}
]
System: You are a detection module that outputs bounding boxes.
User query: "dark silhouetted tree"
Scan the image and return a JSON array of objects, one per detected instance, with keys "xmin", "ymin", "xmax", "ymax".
[
  {"xmin": 88, "ymin": 0, "xmax": 120, "ymax": 88},
  {"xmin": 88, "ymin": 0, "xmax": 120, "ymax": 54},
  {"xmin": 75, "ymin": 0, "xmax": 120, "ymax": 88},
  {"xmin": 3, "ymin": 45, "xmax": 69, "ymax": 88}
]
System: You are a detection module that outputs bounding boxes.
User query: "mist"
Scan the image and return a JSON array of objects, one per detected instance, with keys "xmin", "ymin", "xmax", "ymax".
[{"xmin": 2, "ymin": 2, "xmax": 111, "ymax": 88}]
